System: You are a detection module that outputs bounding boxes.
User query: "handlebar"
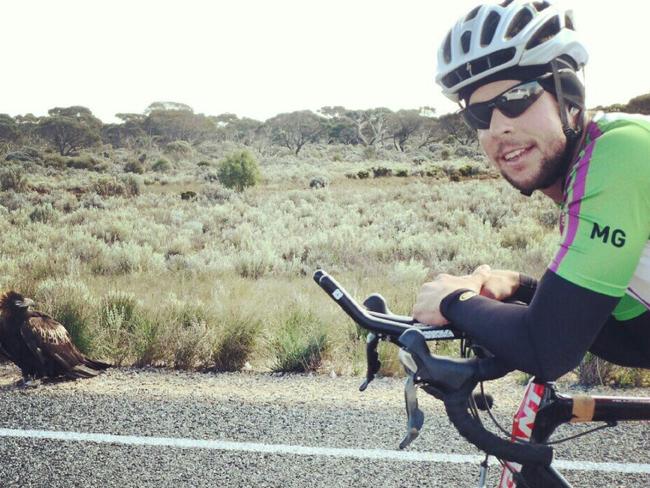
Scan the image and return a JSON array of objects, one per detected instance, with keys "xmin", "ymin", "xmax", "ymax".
[{"xmin": 313, "ymin": 269, "xmax": 553, "ymax": 467}]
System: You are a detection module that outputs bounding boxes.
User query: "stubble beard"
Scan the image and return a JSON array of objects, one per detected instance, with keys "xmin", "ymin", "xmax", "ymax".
[{"xmin": 500, "ymin": 139, "xmax": 568, "ymax": 195}]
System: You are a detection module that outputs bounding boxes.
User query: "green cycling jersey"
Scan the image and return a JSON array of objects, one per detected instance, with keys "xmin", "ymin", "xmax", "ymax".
[{"xmin": 550, "ymin": 112, "xmax": 650, "ymax": 320}]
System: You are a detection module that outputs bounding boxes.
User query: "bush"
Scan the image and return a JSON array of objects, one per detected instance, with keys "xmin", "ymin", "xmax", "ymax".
[
  {"xmin": 0, "ymin": 167, "xmax": 27, "ymax": 192},
  {"xmin": 272, "ymin": 309, "xmax": 328, "ymax": 373},
  {"xmin": 124, "ymin": 160, "xmax": 145, "ymax": 174},
  {"xmin": 29, "ymin": 203, "xmax": 57, "ymax": 223},
  {"xmin": 152, "ymin": 157, "xmax": 172, "ymax": 172},
  {"xmin": 35, "ymin": 279, "xmax": 95, "ymax": 356},
  {"xmin": 577, "ymin": 353, "xmax": 615, "ymax": 386},
  {"xmin": 67, "ymin": 154, "xmax": 100, "ymax": 170},
  {"xmin": 357, "ymin": 170, "xmax": 370, "ymax": 179},
  {"xmin": 395, "ymin": 169, "xmax": 409, "ymax": 177},
  {"xmin": 211, "ymin": 319, "xmax": 260, "ymax": 372},
  {"xmin": 372, "ymin": 166, "xmax": 392, "ymax": 177},
  {"xmin": 5, "ymin": 148, "xmax": 39, "ymax": 162},
  {"xmin": 164, "ymin": 140, "xmax": 193, "ymax": 159},
  {"xmin": 309, "ymin": 176, "xmax": 328, "ymax": 189},
  {"xmin": 362, "ymin": 146, "xmax": 377, "ymax": 160},
  {"xmin": 93, "ymin": 176, "xmax": 140, "ymax": 197},
  {"xmin": 458, "ymin": 164, "xmax": 480, "ymax": 177},
  {"xmin": 217, "ymin": 150, "xmax": 260, "ymax": 192},
  {"xmin": 440, "ymin": 149, "xmax": 451, "ymax": 160}
]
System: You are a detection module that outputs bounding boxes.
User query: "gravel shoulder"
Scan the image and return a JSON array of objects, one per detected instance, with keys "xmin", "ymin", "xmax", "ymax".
[{"xmin": 1, "ymin": 364, "xmax": 649, "ymax": 487}]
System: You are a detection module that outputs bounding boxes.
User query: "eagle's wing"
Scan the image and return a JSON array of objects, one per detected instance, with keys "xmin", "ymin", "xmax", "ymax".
[{"xmin": 19, "ymin": 312, "xmax": 85, "ymax": 371}]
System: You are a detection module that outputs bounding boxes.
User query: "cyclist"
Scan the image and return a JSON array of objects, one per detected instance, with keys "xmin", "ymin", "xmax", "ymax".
[{"xmin": 412, "ymin": 0, "xmax": 650, "ymax": 381}]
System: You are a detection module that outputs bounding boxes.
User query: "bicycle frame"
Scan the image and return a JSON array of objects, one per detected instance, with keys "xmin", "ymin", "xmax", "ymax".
[
  {"xmin": 501, "ymin": 380, "xmax": 650, "ymax": 488},
  {"xmin": 313, "ymin": 269, "xmax": 650, "ymax": 488}
]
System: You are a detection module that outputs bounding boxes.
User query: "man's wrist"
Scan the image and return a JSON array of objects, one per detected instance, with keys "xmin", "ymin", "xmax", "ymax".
[{"xmin": 440, "ymin": 288, "xmax": 478, "ymax": 318}]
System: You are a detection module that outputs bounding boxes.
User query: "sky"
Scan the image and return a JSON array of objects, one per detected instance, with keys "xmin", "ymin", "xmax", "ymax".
[{"xmin": 3, "ymin": 0, "xmax": 649, "ymax": 123}]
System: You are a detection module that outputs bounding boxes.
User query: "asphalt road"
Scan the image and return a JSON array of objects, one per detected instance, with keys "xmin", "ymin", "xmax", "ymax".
[{"xmin": 0, "ymin": 365, "xmax": 649, "ymax": 487}]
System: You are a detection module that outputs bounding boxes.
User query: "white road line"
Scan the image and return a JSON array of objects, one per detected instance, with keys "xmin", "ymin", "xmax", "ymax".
[{"xmin": 1, "ymin": 428, "xmax": 649, "ymax": 475}]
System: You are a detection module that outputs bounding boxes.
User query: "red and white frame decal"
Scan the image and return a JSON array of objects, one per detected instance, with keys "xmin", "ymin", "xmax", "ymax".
[{"xmin": 498, "ymin": 380, "xmax": 546, "ymax": 488}]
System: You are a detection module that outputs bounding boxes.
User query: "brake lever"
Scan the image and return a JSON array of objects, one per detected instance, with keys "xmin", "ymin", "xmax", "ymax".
[
  {"xmin": 359, "ymin": 332, "xmax": 381, "ymax": 392},
  {"xmin": 399, "ymin": 374, "xmax": 425, "ymax": 449}
]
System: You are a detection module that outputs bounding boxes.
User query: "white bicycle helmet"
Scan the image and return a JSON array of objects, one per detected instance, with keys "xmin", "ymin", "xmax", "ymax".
[{"xmin": 436, "ymin": 0, "xmax": 588, "ymax": 103}]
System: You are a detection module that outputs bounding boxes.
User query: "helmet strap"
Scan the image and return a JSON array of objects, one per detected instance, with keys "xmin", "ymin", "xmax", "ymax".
[{"xmin": 518, "ymin": 59, "xmax": 585, "ymax": 198}]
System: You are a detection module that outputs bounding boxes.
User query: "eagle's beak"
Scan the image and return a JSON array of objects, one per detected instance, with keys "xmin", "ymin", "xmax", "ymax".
[{"xmin": 15, "ymin": 298, "xmax": 35, "ymax": 308}]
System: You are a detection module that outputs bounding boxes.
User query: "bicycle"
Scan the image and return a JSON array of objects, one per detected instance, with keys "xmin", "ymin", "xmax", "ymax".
[{"xmin": 313, "ymin": 269, "xmax": 650, "ymax": 487}]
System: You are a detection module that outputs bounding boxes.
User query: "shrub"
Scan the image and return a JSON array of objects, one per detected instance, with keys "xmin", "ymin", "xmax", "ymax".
[
  {"xmin": 67, "ymin": 155, "xmax": 100, "ymax": 170},
  {"xmin": 211, "ymin": 318, "xmax": 260, "ymax": 372},
  {"xmin": 309, "ymin": 176, "xmax": 328, "ymax": 189},
  {"xmin": 203, "ymin": 185, "xmax": 235, "ymax": 203},
  {"xmin": 440, "ymin": 149, "xmax": 451, "ymax": 160},
  {"xmin": 164, "ymin": 140, "xmax": 193, "ymax": 159},
  {"xmin": 29, "ymin": 203, "xmax": 57, "ymax": 223},
  {"xmin": 197, "ymin": 160, "xmax": 211, "ymax": 167},
  {"xmin": 458, "ymin": 164, "xmax": 480, "ymax": 177},
  {"xmin": 124, "ymin": 160, "xmax": 145, "ymax": 174},
  {"xmin": 425, "ymin": 165, "xmax": 445, "ymax": 178},
  {"xmin": 577, "ymin": 353, "xmax": 615, "ymax": 386},
  {"xmin": 5, "ymin": 148, "xmax": 39, "ymax": 162},
  {"xmin": 217, "ymin": 150, "xmax": 260, "ymax": 192},
  {"xmin": 395, "ymin": 169, "xmax": 409, "ymax": 177},
  {"xmin": 272, "ymin": 309, "xmax": 328, "ymax": 373},
  {"xmin": 0, "ymin": 167, "xmax": 27, "ymax": 192},
  {"xmin": 35, "ymin": 279, "xmax": 95, "ymax": 355},
  {"xmin": 372, "ymin": 166, "xmax": 392, "ymax": 177},
  {"xmin": 152, "ymin": 157, "xmax": 172, "ymax": 172},
  {"xmin": 362, "ymin": 146, "xmax": 377, "ymax": 160},
  {"xmin": 180, "ymin": 191, "xmax": 197, "ymax": 200},
  {"xmin": 357, "ymin": 170, "xmax": 370, "ymax": 179},
  {"xmin": 93, "ymin": 176, "xmax": 140, "ymax": 197}
]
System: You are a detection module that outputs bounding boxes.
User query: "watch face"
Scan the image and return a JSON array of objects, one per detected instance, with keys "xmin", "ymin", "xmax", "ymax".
[{"xmin": 459, "ymin": 291, "xmax": 477, "ymax": 301}]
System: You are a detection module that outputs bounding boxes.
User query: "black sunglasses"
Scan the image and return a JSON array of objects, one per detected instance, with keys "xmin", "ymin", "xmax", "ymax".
[{"xmin": 460, "ymin": 79, "xmax": 546, "ymax": 130}]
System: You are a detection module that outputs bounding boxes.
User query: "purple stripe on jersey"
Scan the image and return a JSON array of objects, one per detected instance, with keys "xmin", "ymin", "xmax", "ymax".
[{"xmin": 550, "ymin": 123, "xmax": 603, "ymax": 273}]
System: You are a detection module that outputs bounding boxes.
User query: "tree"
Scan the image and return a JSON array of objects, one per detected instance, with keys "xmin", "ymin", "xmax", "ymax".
[
  {"xmin": 38, "ymin": 106, "xmax": 102, "ymax": 155},
  {"xmin": 101, "ymin": 113, "xmax": 147, "ymax": 148},
  {"xmin": 211, "ymin": 113, "xmax": 263, "ymax": 145},
  {"xmin": 318, "ymin": 106, "xmax": 392, "ymax": 147},
  {"xmin": 143, "ymin": 102, "xmax": 216, "ymax": 144},
  {"xmin": 626, "ymin": 93, "xmax": 650, "ymax": 115},
  {"xmin": 437, "ymin": 112, "xmax": 477, "ymax": 145},
  {"xmin": 264, "ymin": 111, "xmax": 324, "ymax": 155},
  {"xmin": 217, "ymin": 150, "xmax": 260, "ymax": 192},
  {"xmin": 387, "ymin": 109, "xmax": 424, "ymax": 152},
  {"xmin": 0, "ymin": 114, "xmax": 19, "ymax": 145}
]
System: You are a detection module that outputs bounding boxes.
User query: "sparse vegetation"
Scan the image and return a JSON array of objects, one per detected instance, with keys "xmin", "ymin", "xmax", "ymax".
[{"xmin": 1, "ymin": 94, "xmax": 648, "ymax": 382}]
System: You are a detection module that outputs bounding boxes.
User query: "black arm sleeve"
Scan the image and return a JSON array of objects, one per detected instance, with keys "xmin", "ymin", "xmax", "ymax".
[
  {"xmin": 440, "ymin": 270, "xmax": 620, "ymax": 381},
  {"xmin": 589, "ymin": 311, "xmax": 650, "ymax": 368},
  {"xmin": 509, "ymin": 274, "xmax": 538, "ymax": 304}
]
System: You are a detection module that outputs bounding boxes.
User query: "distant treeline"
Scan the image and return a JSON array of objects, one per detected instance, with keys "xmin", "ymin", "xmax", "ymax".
[{"xmin": 1, "ymin": 93, "xmax": 648, "ymax": 157}]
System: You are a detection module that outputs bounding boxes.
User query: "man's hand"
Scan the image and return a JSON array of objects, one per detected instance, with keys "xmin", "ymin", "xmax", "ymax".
[
  {"xmin": 412, "ymin": 265, "xmax": 489, "ymax": 326},
  {"xmin": 475, "ymin": 266, "xmax": 521, "ymax": 301}
]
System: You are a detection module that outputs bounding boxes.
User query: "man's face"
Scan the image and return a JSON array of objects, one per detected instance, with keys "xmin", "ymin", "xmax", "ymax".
[{"xmin": 469, "ymin": 79, "xmax": 567, "ymax": 195}]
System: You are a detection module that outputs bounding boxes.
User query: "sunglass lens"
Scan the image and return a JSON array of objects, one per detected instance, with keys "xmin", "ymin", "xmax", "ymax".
[{"xmin": 462, "ymin": 105, "xmax": 491, "ymax": 130}]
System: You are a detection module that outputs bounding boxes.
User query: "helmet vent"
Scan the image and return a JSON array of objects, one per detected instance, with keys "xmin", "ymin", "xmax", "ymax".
[
  {"xmin": 532, "ymin": 1, "xmax": 550, "ymax": 12},
  {"xmin": 500, "ymin": 0, "xmax": 515, "ymax": 7},
  {"xmin": 480, "ymin": 11, "xmax": 501, "ymax": 46},
  {"xmin": 565, "ymin": 13, "xmax": 575, "ymax": 30},
  {"xmin": 440, "ymin": 47, "xmax": 516, "ymax": 88},
  {"xmin": 525, "ymin": 14, "xmax": 560, "ymax": 50},
  {"xmin": 443, "ymin": 32, "xmax": 452, "ymax": 63},
  {"xmin": 461, "ymin": 31, "xmax": 472, "ymax": 54},
  {"xmin": 505, "ymin": 8, "xmax": 533, "ymax": 39},
  {"xmin": 465, "ymin": 6, "xmax": 481, "ymax": 22}
]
